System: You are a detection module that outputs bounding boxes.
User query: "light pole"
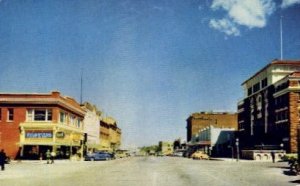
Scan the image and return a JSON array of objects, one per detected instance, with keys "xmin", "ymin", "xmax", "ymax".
[{"xmin": 235, "ymin": 138, "xmax": 239, "ymax": 162}]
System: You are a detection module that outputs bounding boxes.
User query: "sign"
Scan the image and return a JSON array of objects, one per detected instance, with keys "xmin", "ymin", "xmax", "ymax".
[
  {"xmin": 25, "ymin": 131, "xmax": 53, "ymax": 138},
  {"xmin": 56, "ymin": 131, "xmax": 65, "ymax": 138}
]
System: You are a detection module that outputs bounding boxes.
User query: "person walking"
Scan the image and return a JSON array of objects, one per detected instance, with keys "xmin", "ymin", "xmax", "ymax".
[
  {"xmin": 50, "ymin": 150, "xmax": 56, "ymax": 164},
  {"xmin": 271, "ymin": 151, "xmax": 275, "ymax": 163},
  {"xmin": 0, "ymin": 149, "xmax": 7, "ymax": 171},
  {"xmin": 46, "ymin": 149, "xmax": 51, "ymax": 164}
]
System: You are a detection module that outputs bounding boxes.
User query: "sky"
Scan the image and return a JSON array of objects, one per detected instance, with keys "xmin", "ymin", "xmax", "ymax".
[{"xmin": 0, "ymin": 0, "xmax": 299, "ymax": 148}]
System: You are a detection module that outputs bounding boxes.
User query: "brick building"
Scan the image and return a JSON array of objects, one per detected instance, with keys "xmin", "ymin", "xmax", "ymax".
[
  {"xmin": 0, "ymin": 91, "xmax": 85, "ymax": 159},
  {"xmin": 238, "ymin": 60, "xmax": 300, "ymax": 153},
  {"xmin": 186, "ymin": 112, "xmax": 238, "ymax": 142}
]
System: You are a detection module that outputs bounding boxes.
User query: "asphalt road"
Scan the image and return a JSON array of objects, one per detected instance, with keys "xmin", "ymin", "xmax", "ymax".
[{"xmin": 0, "ymin": 156, "xmax": 298, "ymax": 186}]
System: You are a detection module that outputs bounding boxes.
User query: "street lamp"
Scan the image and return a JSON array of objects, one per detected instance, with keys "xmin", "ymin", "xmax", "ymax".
[
  {"xmin": 280, "ymin": 143, "xmax": 284, "ymax": 152},
  {"xmin": 235, "ymin": 138, "xmax": 240, "ymax": 162}
]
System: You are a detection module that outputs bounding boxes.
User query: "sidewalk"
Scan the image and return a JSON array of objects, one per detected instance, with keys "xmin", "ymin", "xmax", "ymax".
[
  {"xmin": 209, "ymin": 157, "xmax": 281, "ymax": 162},
  {"xmin": 9, "ymin": 159, "xmax": 84, "ymax": 164}
]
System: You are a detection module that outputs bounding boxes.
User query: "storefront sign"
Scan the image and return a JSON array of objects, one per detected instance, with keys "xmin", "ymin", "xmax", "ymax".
[
  {"xmin": 56, "ymin": 131, "xmax": 65, "ymax": 138},
  {"xmin": 25, "ymin": 131, "xmax": 53, "ymax": 138}
]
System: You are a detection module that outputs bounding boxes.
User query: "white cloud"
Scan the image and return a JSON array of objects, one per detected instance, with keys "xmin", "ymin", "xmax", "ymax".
[
  {"xmin": 281, "ymin": 0, "xmax": 300, "ymax": 8},
  {"xmin": 210, "ymin": 0, "xmax": 276, "ymax": 36},
  {"xmin": 209, "ymin": 18, "xmax": 240, "ymax": 36}
]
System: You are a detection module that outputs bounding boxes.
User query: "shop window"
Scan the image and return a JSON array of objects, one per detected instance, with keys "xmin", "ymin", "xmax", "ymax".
[{"xmin": 7, "ymin": 108, "xmax": 14, "ymax": 121}]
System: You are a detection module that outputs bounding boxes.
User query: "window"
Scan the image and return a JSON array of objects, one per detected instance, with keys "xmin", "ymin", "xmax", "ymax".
[
  {"xmin": 261, "ymin": 78, "xmax": 268, "ymax": 88},
  {"xmin": 7, "ymin": 108, "xmax": 14, "ymax": 121},
  {"xmin": 60, "ymin": 112, "xmax": 66, "ymax": 123},
  {"xmin": 26, "ymin": 109, "xmax": 52, "ymax": 122},
  {"xmin": 70, "ymin": 115, "xmax": 75, "ymax": 125},
  {"xmin": 247, "ymin": 87, "xmax": 252, "ymax": 96},
  {"xmin": 77, "ymin": 119, "xmax": 81, "ymax": 128},
  {"xmin": 253, "ymin": 82, "xmax": 260, "ymax": 93}
]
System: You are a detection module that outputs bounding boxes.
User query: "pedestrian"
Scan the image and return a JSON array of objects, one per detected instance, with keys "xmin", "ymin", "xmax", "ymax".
[
  {"xmin": 46, "ymin": 149, "xmax": 51, "ymax": 164},
  {"xmin": 0, "ymin": 149, "xmax": 7, "ymax": 171},
  {"xmin": 271, "ymin": 151, "xmax": 275, "ymax": 163},
  {"xmin": 50, "ymin": 150, "xmax": 56, "ymax": 164}
]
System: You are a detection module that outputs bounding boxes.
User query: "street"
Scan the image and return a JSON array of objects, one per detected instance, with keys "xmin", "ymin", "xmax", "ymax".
[{"xmin": 0, "ymin": 157, "xmax": 298, "ymax": 186}]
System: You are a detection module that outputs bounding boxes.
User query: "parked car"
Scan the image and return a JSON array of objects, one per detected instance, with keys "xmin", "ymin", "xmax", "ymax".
[
  {"xmin": 191, "ymin": 151, "xmax": 209, "ymax": 160},
  {"xmin": 115, "ymin": 151, "xmax": 127, "ymax": 159},
  {"xmin": 84, "ymin": 151, "xmax": 113, "ymax": 161}
]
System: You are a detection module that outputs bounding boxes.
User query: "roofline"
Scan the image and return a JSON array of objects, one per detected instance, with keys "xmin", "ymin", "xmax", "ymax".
[
  {"xmin": 241, "ymin": 59, "xmax": 300, "ymax": 86},
  {"xmin": 0, "ymin": 93, "xmax": 86, "ymax": 116}
]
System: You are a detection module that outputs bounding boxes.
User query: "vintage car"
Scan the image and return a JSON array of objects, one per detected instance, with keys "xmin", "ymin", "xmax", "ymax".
[
  {"xmin": 84, "ymin": 151, "xmax": 114, "ymax": 161},
  {"xmin": 190, "ymin": 151, "xmax": 209, "ymax": 160}
]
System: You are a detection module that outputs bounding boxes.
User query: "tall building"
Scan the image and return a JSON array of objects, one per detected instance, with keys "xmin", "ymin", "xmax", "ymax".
[
  {"xmin": 0, "ymin": 91, "xmax": 85, "ymax": 159},
  {"xmin": 238, "ymin": 60, "xmax": 300, "ymax": 153},
  {"xmin": 186, "ymin": 112, "xmax": 238, "ymax": 142}
]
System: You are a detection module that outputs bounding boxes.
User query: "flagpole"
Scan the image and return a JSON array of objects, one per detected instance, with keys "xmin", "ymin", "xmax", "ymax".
[{"xmin": 80, "ymin": 68, "xmax": 83, "ymax": 105}]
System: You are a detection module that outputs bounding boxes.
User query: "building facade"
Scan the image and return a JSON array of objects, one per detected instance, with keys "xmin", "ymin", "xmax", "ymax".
[
  {"xmin": 0, "ymin": 91, "xmax": 85, "ymax": 160},
  {"xmin": 238, "ymin": 60, "xmax": 300, "ymax": 153},
  {"xmin": 81, "ymin": 102, "xmax": 102, "ymax": 152},
  {"xmin": 190, "ymin": 125, "xmax": 236, "ymax": 157},
  {"xmin": 100, "ymin": 116, "xmax": 121, "ymax": 152},
  {"xmin": 158, "ymin": 141, "xmax": 173, "ymax": 156},
  {"xmin": 186, "ymin": 112, "xmax": 238, "ymax": 142}
]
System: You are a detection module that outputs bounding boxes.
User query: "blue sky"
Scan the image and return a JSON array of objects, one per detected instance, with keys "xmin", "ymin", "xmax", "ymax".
[{"xmin": 0, "ymin": 0, "xmax": 299, "ymax": 148}]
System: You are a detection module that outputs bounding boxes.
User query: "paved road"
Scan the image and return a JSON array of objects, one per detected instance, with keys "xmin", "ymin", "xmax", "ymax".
[{"xmin": 0, "ymin": 157, "xmax": 298, "ymax": 186}]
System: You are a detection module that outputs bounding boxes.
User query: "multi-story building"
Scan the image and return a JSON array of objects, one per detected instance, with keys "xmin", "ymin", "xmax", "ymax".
[
  {"xmin": 99, "ymin": 117, "xmax": 110, "ymax": 151},
  {"xmin": 100, "ymin": 116, "xmax": 121, "ymax": 152},
  {"xmin": 186, "ymin": 112, "xmax": 238, "ymax": 142},
  {"xmin": 81, "ymin": 102, "xmax": 102, "ymax": 153},
  {"xmin": 0, "ymin": 91, "xmax": 85, "ymax": 159},
  {"xmin": 238, "ymin": 60, "xmax": 300, "ymax": 153},
  {"xmin": 158, "ymin": 141, "xmax": 173, "ymax": 156}
]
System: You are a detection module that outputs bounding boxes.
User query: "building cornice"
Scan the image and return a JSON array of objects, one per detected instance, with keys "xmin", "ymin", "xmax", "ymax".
[{"xmin": 0, "ymin": 97, "xmax": 86, "ymax": 116}]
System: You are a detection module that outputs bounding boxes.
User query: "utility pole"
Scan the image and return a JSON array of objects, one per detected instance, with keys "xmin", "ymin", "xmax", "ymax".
[
  {"xmin": 280, "ymin": 16, "xmax": 283, "ymax": 60},
  {"xmin": 80, "ymin": 68, "xmax": 83, "ymax": 105}
]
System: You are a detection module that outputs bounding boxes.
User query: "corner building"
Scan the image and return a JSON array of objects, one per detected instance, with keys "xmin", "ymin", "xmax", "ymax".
[
  {"xmin": 0, "ymin": 91, "xmax": 85, "ymax": 159},
  {"xmin": 238, "ymin": 60, "xmax": 300, "ymax": 153}
]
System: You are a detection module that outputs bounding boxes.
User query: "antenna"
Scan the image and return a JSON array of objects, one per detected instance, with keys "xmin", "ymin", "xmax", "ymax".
[
  {"xmin": 280, "ymin": 16, "xmax": 283, "ymax": 60},
  {"xmin": 80, "ymin": 68, "xmax": 83, "ymax": 104}
]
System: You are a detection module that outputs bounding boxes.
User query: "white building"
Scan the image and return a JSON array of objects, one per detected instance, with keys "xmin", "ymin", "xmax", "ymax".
[
  {"xmin": 81, "ymin": 102, "xmax": 101, "ymax": 151},
  {"xmin": 192, "ymin": 125, "xmax": 236, "ymax": 157}
]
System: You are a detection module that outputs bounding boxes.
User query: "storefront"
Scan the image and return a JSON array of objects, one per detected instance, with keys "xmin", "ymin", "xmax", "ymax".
[{"xmin": 19, "ymin": 123, "xmax": 83, "ymax": 160}]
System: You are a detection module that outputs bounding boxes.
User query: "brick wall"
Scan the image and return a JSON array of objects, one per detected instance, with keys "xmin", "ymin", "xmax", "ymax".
[{"xmin": 289, "ymin": 92, "xmax": 299, "ymax": 153}]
